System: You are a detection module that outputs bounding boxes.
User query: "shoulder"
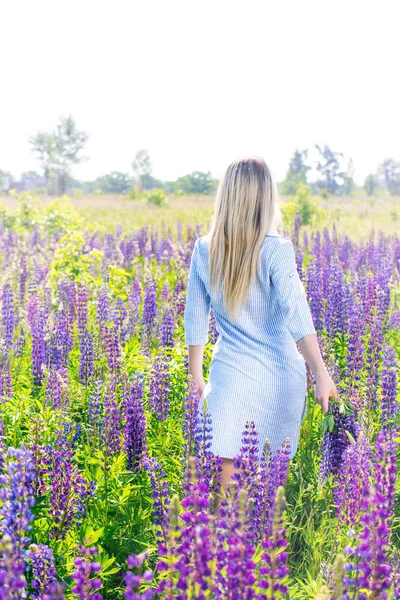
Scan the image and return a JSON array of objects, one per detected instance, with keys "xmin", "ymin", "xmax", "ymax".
[
  {"xmin": 261, "ymin": 232, "xmax": 294, "ymax": 256},
  {"xmin": 260, "ymin": 233, "xmax": 295, "ymax": 274},
  {"xmin": 193, "ymin": 235, "xmax": 209, "ymax": 254}
]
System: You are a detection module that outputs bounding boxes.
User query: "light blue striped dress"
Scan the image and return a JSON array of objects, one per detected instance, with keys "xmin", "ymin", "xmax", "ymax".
[{"xmin": 183, "ymin": 232, "xmax": 317, "ymax": 461}]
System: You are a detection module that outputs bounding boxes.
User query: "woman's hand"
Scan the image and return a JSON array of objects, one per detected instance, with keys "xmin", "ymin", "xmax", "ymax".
[
  {"xmin": 315, "ymin": 371, "xmax": 340, "ymax": 414},
  {"xmin": 192, "ymin": 376, "xmax": 205, "ymax": 401}
]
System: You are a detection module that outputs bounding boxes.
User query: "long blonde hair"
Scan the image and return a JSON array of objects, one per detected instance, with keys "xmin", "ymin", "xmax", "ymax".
[{"xmin": 208, "ymin": 156, "xmax": 280, "ymax": 320}]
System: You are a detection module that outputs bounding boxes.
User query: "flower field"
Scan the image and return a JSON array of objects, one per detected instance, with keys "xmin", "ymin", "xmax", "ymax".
[{"xmin": 0, "ymin": 196, "xmax": 399, "ymax": 599}]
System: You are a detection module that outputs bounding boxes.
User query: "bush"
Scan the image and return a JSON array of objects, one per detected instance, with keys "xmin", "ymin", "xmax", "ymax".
[
  {"xmin": 319, "ymin": 188, "xmax": 330, "ymax": 199},
  {"xmin": 281, "ymin": 183, "xmax": 324, "ymax": 229},
  {"xmin": 144, "ymin": 188, "xmax": 168, "ymax": 207}
]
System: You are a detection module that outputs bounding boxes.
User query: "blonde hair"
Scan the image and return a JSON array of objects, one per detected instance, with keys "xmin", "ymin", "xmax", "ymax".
[{"xmin": 208, "ymin": 155, "xmax": 280, "ymax": 321}]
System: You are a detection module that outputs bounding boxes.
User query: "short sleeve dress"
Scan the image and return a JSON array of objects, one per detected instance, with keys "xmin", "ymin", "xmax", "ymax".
[{"xmin": 183, "ymin": 232, "xmax": 317, "ymax": 461}]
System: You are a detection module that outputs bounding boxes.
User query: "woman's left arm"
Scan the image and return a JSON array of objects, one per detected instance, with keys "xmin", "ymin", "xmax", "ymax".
[{"xmin": 183, "ymin": 239, "xmax": 211, "ymax": 397}]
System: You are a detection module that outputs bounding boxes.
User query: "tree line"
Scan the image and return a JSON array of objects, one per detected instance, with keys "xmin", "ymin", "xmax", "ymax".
[
  {"xmin": 1, "ymin": 115, "xmax": 399, "ymax": 197},
  {"xmin": 280, "ymin": 147, "xmax": 400, "ymax": 197}
]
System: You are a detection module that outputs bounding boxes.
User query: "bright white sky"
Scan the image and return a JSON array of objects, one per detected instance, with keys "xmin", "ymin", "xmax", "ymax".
[{"xmin": 1, "ymin": 0, "xmax": 399, "ymax": 185}]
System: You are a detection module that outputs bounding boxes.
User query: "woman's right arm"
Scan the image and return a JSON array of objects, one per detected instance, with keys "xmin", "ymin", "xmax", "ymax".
[
  {"xmin": 297, "ymin": 333, "xmax": 339, "ymax": 413},
  {"xmin": 269, "ymin": 239, "xmax": 339, "ymax": 414}
]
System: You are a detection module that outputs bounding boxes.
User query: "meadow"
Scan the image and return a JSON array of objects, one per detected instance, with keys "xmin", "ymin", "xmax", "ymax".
[{"xmin": 0, "ymin": 190, "xmax": 399, "ymax": 599}]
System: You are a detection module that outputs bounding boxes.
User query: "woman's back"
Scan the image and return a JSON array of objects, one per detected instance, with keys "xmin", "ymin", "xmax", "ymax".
[{"xmin": 184, "ymin": 232, "xmax": 315, "ymax": 371}]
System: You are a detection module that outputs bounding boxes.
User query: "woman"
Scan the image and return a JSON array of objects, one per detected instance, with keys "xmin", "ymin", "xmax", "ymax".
[{"xmin": 183, "ymin": 156, "xmax": 339, "ymax": 489}]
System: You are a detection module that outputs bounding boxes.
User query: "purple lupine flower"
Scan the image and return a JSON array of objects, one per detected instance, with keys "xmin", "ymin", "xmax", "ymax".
[
  {"xmin": 306, "ymin": 262, "xmax": 324, "ymax": 334},
  {"xmin": 380, "ymin": 345, "xmax": 398, "ymax": 429},
  {"xmin": 346, "ymin": 294, "xmax": 365, "ymax": 407},
  {"xmin": 0, "ymin": 417, "xmax": 5, "ymax": 473},
  {"xmin": 0, "ymin": 448, "xmax": 35, "ymax": 600},
  {"xmin": 45, "ymin": 368, "xmax": 69, "ymax": 410},
  {"xmin": 269, "ymin": 439, "xmax": 291, "ymax": 498},
  {"xmin": 28, "ymin": 543, "xmax": 58, "ymax": 598},
  {"xmin": 333, "ymin": 430, "xmax": 372, "ymax": 528},
  {"xmin": 231, "ymin": 421, "xmax": 260, "ymax": 511},
  {"xmin": 142, "ymin": 273, "xmax": 157, "ymax": 330},
  {"xmin": 157, "ymin": 457, "xmax": 218, "ymax": 597},
  {"xmin": 48, "ymin": 429, "xmax": 91, "ymax": 539},
  {"xmin": 88, "ymin": 381, "xmax": 103, "ymax": 448},
  {"xmin": 0, "ymin": 536, "xmax": 28, "ymax": 598},
  {"xmin": 141, "ymin": 455, "xmax": 170, "ymax": 542},
  {"xmin": 194, "ymin": 393, "xmax": 222, "ymax": 496},
  {"xmin": 254, "ymin": 437, "xmax": 273, "ymax": 538},
  {"xmin": 79, "ymin": 329, "xmax": 94, "ymax": 386},
  {"xmin": 124, "ymin": 373, "xmax": 148, "ymax": 472},
  {"xmin": 172, "ymin": 277, "xmax": 186, "ymax": 317},
  {"xmin": 390, "ymin": 308, "xmax": 400, "ymax": 329},
  {"xmin": 295, "ymin": 248, "xmax": 304, "ymax": 281},
  {"xmin": 41, "ymin": 581, "xmax": 66, "ymax": 600},
  {"xmin": 161, "ymin": 281, "xmax": 170, "ymax": 303},
  {"xmin": 105, "ymin": 323, "xmax": 120, "ymax": 374},
  {"xmin": 209, "ymin": 308, "xmax": 219, "ymax": 344},
  {"xmin": 293, "ymin": 211, "xmax": 301, "ymax": 248},
  {"xmin": 101, "ymin": 376, "xmax": 121, "ymax": 457},
  {"xmin": 76, "ymin": 284, "xmax": 88, "ymax": 337},
  {"xmin": 342, "ymin": 429, "xmax": 397, "ymax": 597},
  {"xmin": 71, "ymin": 546, "xmax": 102, "ymax": 600},
  {"xmin": 181, "ymin": 377, "xmax": 202, "ymax": 465},
  {"xmin": 31, "ymin": 224, "xmax": 39, "ymax": 247},
  {"xmin": 365, "ymin": 312, "xmax": 384, "ymax": 410},
  {"xmin": 213, "ymin": 486, "xmax": 257, "ymax": 597},
  {"xmin": 318, "ymin": 405, "xmax": 361, "ymax": 486},
  {"xmin": 129, "ymin": 279, "xmax": 142, "ymax": 313},
  {"xmin": 0, "ymin": 446, "xmax": 36, "ymax": 548},
  {"xmin": 160, "ymin": 307, "xmax": 174, "ymax": 348},
  {"xmin": 0, "ymin": 367, "xmax": 12, "ymax": 402},
  {"xmin": 29, "ymin": 297, "xmax": 46, "ymax": 387},
  {"xmin": 113, "ymin": 296, "xmax": 126, "ymax": 330},
  {"xmin": 13, "ymin": 332, "xmax": 26, "ymax": 358},
  {"xmin": 149, "ymin": 352, "xmax": 171, "ymax": 421},
  {"xmin": 124, "ymin": 552, "xmax": 154, "ymax": 600},
  {"xmin": 2, "ymin": 283, "xmax": 15, "ymax": 352},
  {"xmin": 19, "ymin": 254, "xmax": 27, "ymax": 304},
  {"xmin": 57, "ymin": 308, "xmax": 73, "ymax": 365},
  {"xmin": 257, "ymin": 486, "xmax": 289, "ymax": 596},
  {"xmin": 96, "ymin": 285, "xmax": 110, "ymax": 339},
  {"xmin": 324, "ymin": 258, "xmax": 346, "ymax": 339}
]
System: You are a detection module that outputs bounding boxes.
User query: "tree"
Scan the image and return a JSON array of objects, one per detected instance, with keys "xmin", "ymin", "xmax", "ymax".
[
  {"xmin": 378, "ymin": 158, "xmax": 400, "ymax": 196},
  {"xmin": 342, "ymin": 157, "xmax": 355, "ymax": 196},
  {"xmin": 139, "ymin": 173, "xmax": 165, "ymax": 191},
  {"xmin": 30, "ymin": 115, "xmax": 88, "ymax": 195},
  {"xmin": 364, "ymin": 173, "xmax": 378, "ymax": 197},
  {"xmin": 132, "ymin": 149, "xmax": 152, "ymax": 191},
  {"xmin": 314, "ymin": 144, "xmax": 346, "ymax": 195},
  {"xmin": 93, "ymin": 171, "xmax": 132, "ymax": 194},
  {"xmin": 280, "ymin": 149, "xmax": 311, "ymax": 195},
  {"xmin": 175, "ymin": 171, "xmax": 217, "ymax": 195}
]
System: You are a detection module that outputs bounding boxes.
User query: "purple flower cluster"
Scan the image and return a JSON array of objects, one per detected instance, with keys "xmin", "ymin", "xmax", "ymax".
[
  {"xmin": 71, "ymin": 546, "xmax": 102, "ymax": 600},
  {"xmin": 47, "ymin": 429, "xmax": 92, "ymax": 539},
  {"xmin": 340, "ymin": 428, "xmax": 397, "ymax": 598},
  {"xmin": 149, "ymin": 351, "xmax": 171, "ymax": 421},
  {"xmin": 28, "ymin": 543, "xmax": 58, "ymax": 598},
  {"xmin": 318, "ymin": 403, "xmax": 361, "ymax": 486},
  {"xmin": 124, "ymin": 552, "xmax": 154, "ymax": 600},
  {"xmin": 101, "ymin": 376, "xmax": 122, "ymax": 457},
  {"xmin": 333, "ymin": 430, "xmax": 372, "ymax": 528},
  {"xmin": 0, "ymin": 446, "xmax": 36, "ymax": 597},
  {"xmin": 124, "ymin": 373, "xmax": 148, "ymax": 471}
]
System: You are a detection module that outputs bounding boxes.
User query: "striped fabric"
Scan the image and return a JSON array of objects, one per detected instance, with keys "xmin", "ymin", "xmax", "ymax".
[{"xmin": 183, "ymin": 232, "xmax": 317, "ymax": 461}]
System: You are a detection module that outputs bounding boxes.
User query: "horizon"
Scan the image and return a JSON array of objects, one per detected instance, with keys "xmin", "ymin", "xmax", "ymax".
[{"xmin": 0, "ymin": 0, "xmax": 398, "ymax": 186}]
